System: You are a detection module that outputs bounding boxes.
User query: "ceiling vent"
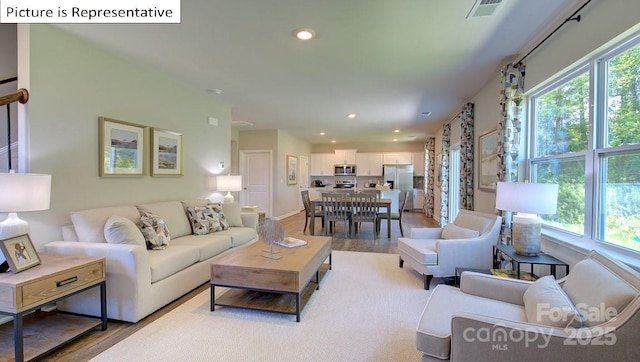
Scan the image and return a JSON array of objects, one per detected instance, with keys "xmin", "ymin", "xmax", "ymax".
[{"xmin": 466, "ymin": 0, "xmax": 503, "ymax": 18}]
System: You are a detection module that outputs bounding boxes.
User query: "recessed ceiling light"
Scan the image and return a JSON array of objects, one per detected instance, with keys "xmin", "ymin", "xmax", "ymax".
[
  {"xmin": 331, "ymin": 140, "xmax": 336, "ymax": 143},
  {"xmin": 393, "ymin": 139, "xmax": 398, "ymax": 142},
  {"xmin": 394, "ymin": 129, "xmax": 400, "ymax": 133},
  {"xmin": 293, "ymin": 28, "xmax": 316, "ymax": 40},
  {"xmin": 320, "ymin": 132, "xmax": 325, "ymax": 136},
  {"xmin": 347, "ymin": 113, "xmax": 356, "ymax": 119}
]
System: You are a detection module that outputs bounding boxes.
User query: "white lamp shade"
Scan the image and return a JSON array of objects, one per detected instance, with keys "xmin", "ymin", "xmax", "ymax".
[
  {"xmin": 496, "ymin": 182, "xmax": 558, "ymax": 215},
  {"xmin": 216, "ymin": 175, "xmax": 242, "ymax": 192},
  {"xmin": 0, "ymin": 173, "xmax": 52, "ymax": 212}
]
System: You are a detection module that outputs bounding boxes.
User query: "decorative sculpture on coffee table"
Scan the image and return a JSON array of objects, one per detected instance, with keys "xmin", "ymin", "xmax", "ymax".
[{"xmin": 260, "ymin": 218, "xmax": 283, "ymax": 260}]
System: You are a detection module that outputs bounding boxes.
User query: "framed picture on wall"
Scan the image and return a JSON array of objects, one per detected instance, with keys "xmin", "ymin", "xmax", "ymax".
[
  {"xmin": 479, "ymin": 128, "xmax": 498, "ymax": 191},
  {"xmin": 150, "ymin": 128, "xmax": 183, "ymax": 176},
  {"xmin": 99, "ymin": 117, "xmax": 146, "ymax": 177},
  {"xmin": 287, "ymin": 154, "xmax": 297, "ymax": 185}
]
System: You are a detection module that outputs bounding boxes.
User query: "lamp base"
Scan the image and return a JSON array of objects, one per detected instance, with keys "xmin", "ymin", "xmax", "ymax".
[
  {"xmin": 512, "ymin": 214, "xmax": 541, "ymax": 256},
  {"xmin": 223, "ymin": 192, "xmax": 235, "ymax": 204}
]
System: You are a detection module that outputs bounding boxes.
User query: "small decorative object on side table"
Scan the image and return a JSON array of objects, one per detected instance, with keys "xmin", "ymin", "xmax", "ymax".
[{"xmin": 0, "ymin": 253, "xmax": 107, "ymax": 362}]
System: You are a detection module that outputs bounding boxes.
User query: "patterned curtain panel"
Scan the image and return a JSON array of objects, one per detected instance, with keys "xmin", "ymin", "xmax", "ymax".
[
  {"xmin": 497, "ymin": 62, "xmax": 526, "ymax": 183},
  {"xmin": 460, "ymin": 103, "xmax": 474, "ymax": 211},
  {"xmin": 497, "ymin": 62, "xmax": 526, "ymax": 244},
  {"xmin": 440, "ymin": 124, "xmax": 451, "ymax": 226},
  {"xmin": 425, "ymin": 138, "xmax": 435, "ymax": 218}
]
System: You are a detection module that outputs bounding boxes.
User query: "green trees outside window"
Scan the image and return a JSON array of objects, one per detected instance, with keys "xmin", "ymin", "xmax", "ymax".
[{"xmin": 530, "ymin": 42, "xmax": 640, "ymax": 252}]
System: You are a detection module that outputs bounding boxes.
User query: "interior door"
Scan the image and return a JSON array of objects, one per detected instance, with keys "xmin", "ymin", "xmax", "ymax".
[
  {"xmin": 299, "ymin": 155, "xmax": 309, "ymax": 211},
  {"xmin": 239, "ymin": 150, "xmax": 272, "ymax": 217}
]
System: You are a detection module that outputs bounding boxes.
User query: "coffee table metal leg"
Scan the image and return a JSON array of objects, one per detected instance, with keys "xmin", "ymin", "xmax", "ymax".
[
  {"xmin": 210, "ymin": 285, "xmax": 215, "ymax": 312},
  {"xmin": 296, "ymin": 293, "xmax": 301, "ymax": 322}
]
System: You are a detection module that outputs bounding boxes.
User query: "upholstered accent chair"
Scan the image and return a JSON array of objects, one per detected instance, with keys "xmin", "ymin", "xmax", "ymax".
[
  {"xmin": 397, "ymin": 210, "xmax": 502, "ymax": 289},
  {"xmin": 416, "ymin": 250, "xmax": 640, "ymax": 361}
]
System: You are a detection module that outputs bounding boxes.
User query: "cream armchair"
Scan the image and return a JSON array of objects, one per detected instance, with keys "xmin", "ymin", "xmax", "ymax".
[
  {"xmin": 397, "ymin": 210, "xmax": 502, "ymax": 289},
  {"xmin": 416, "ymin": 250, "xmax": 640, "ymax": 361}
]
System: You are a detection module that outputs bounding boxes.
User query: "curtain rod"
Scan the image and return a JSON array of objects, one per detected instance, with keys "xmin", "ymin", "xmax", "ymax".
[
  {"xmin": 515, "ymin": 0, "xmax": 591, "ymax": 67},
  {"xmin": 0, "ymin": 76, "xmax": 17, "ymax": 85}
]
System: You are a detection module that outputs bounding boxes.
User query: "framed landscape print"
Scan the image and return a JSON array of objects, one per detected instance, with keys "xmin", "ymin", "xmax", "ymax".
[
  {"xmin": 99, "ymin": 117, "xmax": 146, "ymax": 177},
  {"xmin": 287, "ymin": 154, "xmax": 297, "ymax": 185},
  {"xmin": 151, "ymin": 128, "xmax": 183, "ymax": 176},
  {"xmin": 0, "ymin": 234, "xmax": 41, "ymax": 273},
  {"xmin": 479, "ymin": 128, "xmax": 498, "ymax": 191}
]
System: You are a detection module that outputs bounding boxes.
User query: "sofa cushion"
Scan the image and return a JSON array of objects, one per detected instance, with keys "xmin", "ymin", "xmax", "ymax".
[
  {"xmin": 171, "ymin": 234, "xmax": 233, "ymax": 261},
  {"xmin": 221, "ymin": 202, "xmax": 243, "ymax": 227},
  {"xmin": 397, "ymin": 238, "xmax": 438, "ymax": 265},
  {"xmin": 137, "ymin": 201, "xmax": 192, "ymax": 238},
  {"xmin": 104, "ymin": 215, "xmax": 146, "ymax": 247},
  {"xmin": 147, "ymin": 245, "xmax": 200, "ymax": 283},
  {"xmin": 185, "ymin": 205, "xmax": 223, "ymax": 235},
  {"xmin": 562, "ymin": 258, "xmax": 637, "ymax": 326},
  {"xmin": 137, "ymin": 212, "xmax": 171, "ymax": 250},
  {"xmin": 416, "ymin": 284, "xmax": 526, "ymax": 359},
  {"xmin": 216, "ymin": 227, "xmax": 258, "ymax": 247},
  {"xmin": 523, "ymin": 275, "xmax": 582, "ymax": 328},
  {"xmin": 71, "ymin": 205, "xmax": 141, "ymax": 243},
  {"xmin": 441, "ymin": 223, "xmax": 480, "ymax": 239}
]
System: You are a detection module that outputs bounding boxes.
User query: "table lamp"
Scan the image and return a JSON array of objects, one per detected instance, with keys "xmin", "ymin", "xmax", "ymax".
[
  {"xmin": 0, "ymin": 172, "xmax": 52, "ymax": 240},
  {"xmin": 216, "ymin": 175, "xmax": 242, "ymax": 203},
  {"xmin": 496, "ymin": 181, "xmax": 558, "ymax": 256}
]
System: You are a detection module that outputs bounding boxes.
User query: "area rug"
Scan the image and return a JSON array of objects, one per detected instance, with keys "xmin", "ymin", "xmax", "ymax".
[{"xmin": 91, "ymin": 251, "xmax": 430, "ymax": 362}]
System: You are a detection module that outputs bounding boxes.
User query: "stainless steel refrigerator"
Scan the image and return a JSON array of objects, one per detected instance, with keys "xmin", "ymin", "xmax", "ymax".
[{"xmin": 383, "ymin": 164, "xmax": 414, "ymax": 210}]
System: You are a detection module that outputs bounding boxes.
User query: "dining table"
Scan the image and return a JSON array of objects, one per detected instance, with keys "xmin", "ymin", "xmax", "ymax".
[{"xmin": 308, "ymin": 196, "xmax": 392, "ymax": 238}]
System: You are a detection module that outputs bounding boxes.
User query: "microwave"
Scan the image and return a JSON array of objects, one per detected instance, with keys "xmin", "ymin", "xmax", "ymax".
[{"xmin": 335, "ymin": 164, "xmax": 356, "ymax": 176}]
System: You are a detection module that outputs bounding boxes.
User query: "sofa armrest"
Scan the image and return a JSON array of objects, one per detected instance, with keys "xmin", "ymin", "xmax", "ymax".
[
  {"xmin": 460, "ymin": 272, "xmax": 532, "ymax": 306},
  {"xmin": 410, "ymin": 227, "xmax": 443, "ymax": 239},
  {"xmin": 241, "ymin": 212, "xmax": 258, "ymax": 230},
  {"xmin": 45, "ymin": 241, "xmax": 152, "ymax": 320}
]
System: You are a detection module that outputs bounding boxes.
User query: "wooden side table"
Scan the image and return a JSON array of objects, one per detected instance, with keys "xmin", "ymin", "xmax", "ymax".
[{"xmin": 0, "ymin": 253, "xmax": 107, "ymax": 362}]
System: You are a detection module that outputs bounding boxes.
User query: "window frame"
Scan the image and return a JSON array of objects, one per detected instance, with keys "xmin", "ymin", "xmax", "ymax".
[{"xmin": 527, "ymin": 29, "xmax": 640, "ymax": 259}]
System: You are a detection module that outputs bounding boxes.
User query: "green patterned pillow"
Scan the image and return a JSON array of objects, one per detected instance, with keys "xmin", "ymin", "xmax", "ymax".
[{"xmin": 137, "ymin": 212, "xmax": 170, "ymax": 249}]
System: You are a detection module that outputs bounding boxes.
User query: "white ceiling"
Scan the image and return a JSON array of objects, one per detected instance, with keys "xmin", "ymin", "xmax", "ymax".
[{"xmin": 54, "ymin": 0, "xmax": 580, "ymax": 145}]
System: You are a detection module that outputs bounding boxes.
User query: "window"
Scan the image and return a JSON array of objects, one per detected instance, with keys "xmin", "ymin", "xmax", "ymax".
[{"xmin": 529, "ymin": 36, "xmax": 640, "ymax": 253}]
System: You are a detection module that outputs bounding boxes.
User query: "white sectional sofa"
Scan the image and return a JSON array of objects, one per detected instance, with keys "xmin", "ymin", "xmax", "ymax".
[{"xmin": 45, "ymin": 199, "xmax": 258, "ymax": 323}]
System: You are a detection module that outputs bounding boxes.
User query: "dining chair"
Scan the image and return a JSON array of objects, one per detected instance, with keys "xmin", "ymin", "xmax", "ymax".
[
  {"xmin": 301, "ymin": 190, "xmax": 324, "ymax": 234},
  {"xmin": 376, "ymin": 190, "xmax": 409, "ymax": 237},
  {"xmin": 321, "ymin": 192, "xmax": 352, "ymax": 237},
  {"xmin": 351, "ymin": 193, "xmax": 379, "ymax": 236}
]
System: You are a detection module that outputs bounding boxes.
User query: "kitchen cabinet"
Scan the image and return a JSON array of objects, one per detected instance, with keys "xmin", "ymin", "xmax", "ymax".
[
  {"xmin": 307, "ymin": 188, "xmax": 324, "ymax": 200},
  {"xmin": 412, "ymin": 152, "xmax": 425, "ymax": 177},
  {"xmin": 355, "ymin": 153, "xmax": 383, "ymax": 176},
  {"xmin": 334, "ymin": 149, "xmax": 357, "ymax": 164},
  {"xmin": 383, "ymin": 152, "xmax": 412, "ymax": 165},
  {"xmin": 309, "ymin": 153, "xmax": 335, "ymax": 176}
]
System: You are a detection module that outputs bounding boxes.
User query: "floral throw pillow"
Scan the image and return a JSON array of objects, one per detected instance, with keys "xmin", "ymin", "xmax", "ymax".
[
  {"xmin": 186, "ymin": 206, "xmax": 221, "ymax": 235},
  {"xmin": 137, "ymin": 212, "xmax": 170, "ymax": 249}
]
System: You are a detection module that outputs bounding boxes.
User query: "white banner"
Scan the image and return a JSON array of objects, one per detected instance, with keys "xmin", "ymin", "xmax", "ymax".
[{"xmin": 1, "ymin": 0, "xmax": 181, "ymax": 23}]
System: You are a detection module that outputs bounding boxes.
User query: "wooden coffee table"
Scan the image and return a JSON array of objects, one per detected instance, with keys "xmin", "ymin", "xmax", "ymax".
[{"xmin": 210, "ymin": 236, "xmax": 331, "ymax": 322}]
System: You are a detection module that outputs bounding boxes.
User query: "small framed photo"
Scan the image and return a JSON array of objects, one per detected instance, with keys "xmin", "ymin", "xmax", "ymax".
[
  {"xmin": 287, "ymin": 154, "xmax": 297, "ymax": 185},
  {"xmin": 151, "ymin": 128, "xmax": 183, "ymax": 176},
  {"xmin": 99, "ymin": 117, "xmax": 147, "ymax": 177},
  {"xmin": 479, "ymin": 128, "xmax": 499, "ymax": 191},
  {"xmin": 0, "ymin": 234, "xmax": 41, "ymax": 273}
]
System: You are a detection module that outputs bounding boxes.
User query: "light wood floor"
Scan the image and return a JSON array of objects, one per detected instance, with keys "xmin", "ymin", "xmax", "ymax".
[{"xmin": 42, "ymin": 210, "xmax": 437, "ymax": 361}]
